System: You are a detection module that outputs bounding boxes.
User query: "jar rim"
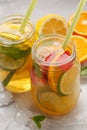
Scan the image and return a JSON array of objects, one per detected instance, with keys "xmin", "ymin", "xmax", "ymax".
[
  {"xmin": 0, "ymin": 14, "xmax": 35, "ymax": 46},
  {"xmin": 32, "ymin": 34, "xmax": 76, "ymax": 67}
]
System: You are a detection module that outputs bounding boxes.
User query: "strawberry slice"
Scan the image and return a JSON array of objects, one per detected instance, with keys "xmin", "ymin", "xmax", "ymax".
[
  {"xmin": 45, "ymin": 50, "xmax": 73, "ymax": 71},
  {"xmin": 45, "ymin": 52, "xmax": 55, "ymax": 62},
  {"xmin": 40, "ymin": 52, "xmax": 55, "ymax": 72},
  {"xmin": 57, "ymin": 50, "xmax": 73, "ymax": 71},
  {"xmin": 30, "ymin": 68, "xmax": 46, "ymax": 87},
  {"xmin": 65, "ymin": 50, "xmax": 71, "ymax": 56}
]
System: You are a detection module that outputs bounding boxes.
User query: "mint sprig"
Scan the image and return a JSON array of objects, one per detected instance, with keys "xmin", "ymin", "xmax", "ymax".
[
  {"xmin": 2, "ymin": 71, "xmax": 15, "ymax": 87},
  {"xmin": 32, "ymin": 115, "xmax": 45, "ymax": 129},
  {"xmin": 81, "ymin": 66, "xmax": 87, "ymax": 76},
  {"xmin": 0, "ymin": 46, "xmax": 31, "ymax": 59},
  {"xmin": 33, "ymin": 62, "xmax": 42, "ymax": 77}
]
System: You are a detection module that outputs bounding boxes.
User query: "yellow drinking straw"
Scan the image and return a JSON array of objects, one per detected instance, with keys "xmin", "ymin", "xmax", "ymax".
[
  {"xmin": 62, "ymin": 0, "xmax": 87, "ymax": 49},
  {"xmin": 19, "ymin": 0, "xmax": 37, "ymax": 33}
]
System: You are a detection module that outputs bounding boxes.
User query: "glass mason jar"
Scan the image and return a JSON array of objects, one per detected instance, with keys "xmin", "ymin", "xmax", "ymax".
[
  {"xmin": 30, "ymin": 34, "xmax": 80, "ymax": 116},
  {"xmin": 0, "ymin": 15, "xmax": 36, "ymax": 93}
]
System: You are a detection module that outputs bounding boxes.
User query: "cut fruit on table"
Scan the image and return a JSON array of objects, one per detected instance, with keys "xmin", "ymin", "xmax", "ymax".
[
  {"xmin": 36, "ymin": 14, "xmax": 69, "ymax": 36},
  {"xmin": 68, "ymin": 11, "xmax": 87, "ymax": 37},
  {"xmin": 71, "ymin": 35, "xmax": 87, "ymax": 63}
]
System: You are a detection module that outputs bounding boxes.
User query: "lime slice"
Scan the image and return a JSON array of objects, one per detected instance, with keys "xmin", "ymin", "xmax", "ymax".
[
  {"xmin": 0, "ymin": 32, "xmax": 20, "ymax": 40},
  {"xmin": 38, "ymin": 91, "xmax": 65, "ymax": 112},
  {"xmin": 58, "ymin": 64, "xmax": 80, "ymax": 95},
  {"xmin": 0, "ymin": 54, "xmax": 25, "ymax": 70}
]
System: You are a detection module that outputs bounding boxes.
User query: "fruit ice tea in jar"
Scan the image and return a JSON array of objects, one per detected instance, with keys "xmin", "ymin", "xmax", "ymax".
[
  {"xmin": 0, "ymin": 15, "xmax": 36, "ymax": 93},
  {"xmin": 30, "ymin": 34, "xmax": 80, "ymax": 115}
]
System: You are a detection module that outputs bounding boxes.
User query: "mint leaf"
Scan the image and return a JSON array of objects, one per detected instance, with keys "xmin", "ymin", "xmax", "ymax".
[
  {"xmin": 81, "ymin": 66, "xmax": 87, "ymax": 76},
  {"xmin": 0, "ymin": 46, "xmax": 31, "ymax": 59},
  {"xmin": 2, "ymin": 71, "xmax": 15, "ymax": 87},
  {"xmin": 33, "ymin": 62, "xmax": 42, "ymax": 77},
  {"xmin": 36, "ymin": 121, "xmax": 41, "ymax": 129},
  {"xmin": 32, "ymin": 115, "xmax": 45, "ymax": 122},
  {"xmin": 32, "ymin": 115, "xmax": 45, "ymax": 129}
]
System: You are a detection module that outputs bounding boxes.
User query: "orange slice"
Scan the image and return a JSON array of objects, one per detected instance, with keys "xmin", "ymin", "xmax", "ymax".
[
  {"xmin": 36, "ymin": 14, "xmax": 69, "ymax": 36},
  {"xmin": 48, "ymin": 67, "xmax": 62, "ymax": 92},
  {"xmin": 48, "ymin": 49, "xmax": 72, "ymax": 92},
  {"xmin": 47, "ymin": 47, "xmax": 64, "ymax": 92},
  {"xmin": 71, "ymin": 35, "xmax": 87, "ymax": 63},
  {"xmin": 69, "ymin": 11, "xmax": 87, "ymax": 36}
]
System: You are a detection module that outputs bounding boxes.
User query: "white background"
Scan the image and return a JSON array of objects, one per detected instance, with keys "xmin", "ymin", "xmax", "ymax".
[{"xmin": 0, "ymin": 0, "xmax": 87, "ymax": 130}]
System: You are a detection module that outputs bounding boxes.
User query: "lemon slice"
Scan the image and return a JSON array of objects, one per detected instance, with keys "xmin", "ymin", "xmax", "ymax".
[
  {"xmin": 6, "ymin": 78, "xmax": 31, "ymax": 93},
  {"xmin": 58, "ymin": 64, "xmax": 80, "ymax": 95},
  {"xmin": 0, "ymin": 32, "xmax": 20, "ymax": 40},
  {"xmin": 0, "ymin": 54, "xmax": 25, "ymax": 70},
  {"xmin": 36, "ymin": 14, "xmax": 68, "ymax": 36},
  {"xmin": 38, "ymin": 91, "xmax": 65, "ymax": 112}
]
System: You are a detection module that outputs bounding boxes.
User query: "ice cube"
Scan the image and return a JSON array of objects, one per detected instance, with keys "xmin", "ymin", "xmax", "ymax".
[
  {"xmin": 0, "ymin": 103, "xmax": 17, "ymax": 130},
  {"xmin": 6, "ymin": 121, "xmax": 26, "ymax": 130},
  {"xmin": 15, "ymin": 108, "xmax": 32, "ymax": 125},
  {"xmin": 0, "ymin": 82, "xmax": 4, "ymax": 92},
  {"xmin": 13, "ymin": 91, "xmax": 33, "ymax": 109},
  {"xmin": 36, "ymin": 46, "xmax": 54, "ymax": 61},
  {"xmin": 6, "ymin": 108, "xmax": 34, "ymax": 130},
  {"xmin": 0, "ymin": 90, "xmax": 13, "ymax": 107}
]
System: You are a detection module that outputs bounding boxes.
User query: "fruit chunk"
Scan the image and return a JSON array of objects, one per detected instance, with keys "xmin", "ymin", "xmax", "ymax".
[
  {"xmin": 0, "ymin": 32, "xmax": 20, "ymax": 40},
  {"xmin": 30, "ymin": 68, "xmax": 46, "ymax": 87},
  {"xmin": 6, "ymin": 78, "xmax": 31, "ymax": 93},
  {"xmin": 71, "ymin": 35, "xmax": 87, "ymax": 63},
  {"xmin": 38, "ymin": 92, "xmax": 65, "ymax": 112},
  {"xmin": 58, "ymin": 64, "xmax": 80, "ymax": 95},
  {"xmin": 36, "ymin": 14, "xmax": 68, "ymax": 36},
  {"xmin": 0, "ymin": 54, "xmax": 25, "ymax": 70},
  {"xmin": 48, "ymin": 51, "xmax": 72, "ymax": 92},
  {"xmin": 68, "ymin": 11, "xmax": 87, "ymax": 36},
  {"xmin": 37, "ymin": 88, "xmax": 80, "ymax": 115}
]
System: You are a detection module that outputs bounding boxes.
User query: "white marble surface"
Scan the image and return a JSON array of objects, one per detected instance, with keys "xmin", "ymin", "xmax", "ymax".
[
  {"xmin": 0, "ymin": 79, "xmax": 87, "ymax": 130},
  {"xmin": 0, "ymin": 0, "xmax": 87, "ymax": 130}
]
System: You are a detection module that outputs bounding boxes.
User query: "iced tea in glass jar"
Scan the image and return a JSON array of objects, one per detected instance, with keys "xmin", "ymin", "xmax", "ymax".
[
  {"xmin": 0, "ymin": 15, "xmax": 36, "ymax": 93},
  {"xmin": 30, "ymin": 34, "xmax": 80, "ymax": 115}
]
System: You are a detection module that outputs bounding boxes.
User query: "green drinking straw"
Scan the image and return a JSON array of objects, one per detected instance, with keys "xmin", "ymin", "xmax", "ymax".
[
  {"xmin": 62, "ymin": 0, "xmax": 87, "ymax": 49},
  {"xmin": 2, "ymin": 0, "xmax": 38, "ymax": 87},
  {"xmin": 19, "ymin": 0, "xmax": 37, "ymax": 33}
]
